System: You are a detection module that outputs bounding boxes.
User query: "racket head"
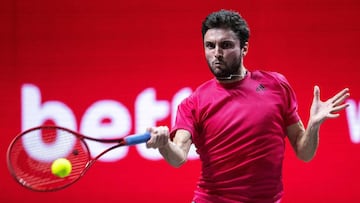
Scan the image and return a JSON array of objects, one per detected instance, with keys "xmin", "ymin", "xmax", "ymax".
[{"xmin": 7, "ymin": 126, "xmax": 92, "ymax": 192}]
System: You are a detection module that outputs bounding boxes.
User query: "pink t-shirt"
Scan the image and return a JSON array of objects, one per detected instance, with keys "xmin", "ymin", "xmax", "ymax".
[{"xmin": 171, "ymin": 70, "xmax": 300, "ymax": 203}]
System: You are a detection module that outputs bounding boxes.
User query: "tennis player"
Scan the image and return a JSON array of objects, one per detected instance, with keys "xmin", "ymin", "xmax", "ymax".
[{"xmin": 146, "ymin": 9, "xmax": 350, "ymax": 203}]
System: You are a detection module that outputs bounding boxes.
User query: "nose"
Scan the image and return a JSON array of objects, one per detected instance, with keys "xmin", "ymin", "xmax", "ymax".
[{"xmin": 214, "ymin": 46, "xmax": 223, "ymax": 59}]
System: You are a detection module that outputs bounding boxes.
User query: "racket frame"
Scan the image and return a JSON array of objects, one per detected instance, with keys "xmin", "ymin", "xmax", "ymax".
[{"xmin": 7, "ymin": 125, "xmax": 150, "ymax": 192}]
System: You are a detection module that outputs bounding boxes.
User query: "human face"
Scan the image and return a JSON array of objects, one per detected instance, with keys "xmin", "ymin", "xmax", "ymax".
[{"xmin": 204, "ymin": 28, "xmax": 244, "ymax": 79}]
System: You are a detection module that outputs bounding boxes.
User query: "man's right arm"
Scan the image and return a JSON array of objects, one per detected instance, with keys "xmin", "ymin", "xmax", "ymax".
[{"xmin": 146, "ymin": 127, "xmax": 192, "ymax": 168}]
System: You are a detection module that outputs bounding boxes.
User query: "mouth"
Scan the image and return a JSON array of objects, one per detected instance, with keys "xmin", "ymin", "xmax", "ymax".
[
  {"xmin": 213, "ymin": 62, "xmax": 226, "ymax": 71},
  {"xmin": 213, "ymin": 60, "xmax": 224, "ymax": 66}
]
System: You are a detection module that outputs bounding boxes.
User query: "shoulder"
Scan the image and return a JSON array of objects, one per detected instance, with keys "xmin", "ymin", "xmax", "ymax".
[
  {"xmin": 179, "ymin": 79, "xmax": 216, "ymax": 106},
  {"xmin": 251, "ymin": 70, "xmax": 288, "ymax": 82},
  {"xmin": 250, "ymin": 70, "xmax": 292, "ymax": 87},
  {"xmin": 195, "ymin": 78, "xmax": 218, "ymax": 92},
  {"xmin": 187, "ymin": 78, "xmax": 218, "ymax": 99}
]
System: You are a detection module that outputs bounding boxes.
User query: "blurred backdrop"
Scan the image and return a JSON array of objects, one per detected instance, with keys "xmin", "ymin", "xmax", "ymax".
[{"xmin": 1, "ymin": 0, "xmax": 360, "ymax": 202}]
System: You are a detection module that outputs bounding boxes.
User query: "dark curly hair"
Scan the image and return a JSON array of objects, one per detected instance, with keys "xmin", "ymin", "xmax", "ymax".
[{"xmin": 201, "ymin": 9, "xmax": 250, "ymax": 48}]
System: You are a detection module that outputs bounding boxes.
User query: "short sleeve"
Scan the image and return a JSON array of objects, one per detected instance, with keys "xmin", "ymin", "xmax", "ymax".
[
  {"xmin": 170, "ymin": 94, "xmax": 198, "ymax": 140},
  {"xmin": 274, "ymin": 72, "xmax": 301, "ymax": 126}
]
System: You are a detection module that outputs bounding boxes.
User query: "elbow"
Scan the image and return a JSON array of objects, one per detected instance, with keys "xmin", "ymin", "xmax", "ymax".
[
  {"xmin": 294, "ymin": 141, "xmax": 318, "ymax": 162},
  {"xmin": 298, "ymin": 156, "xmax": 314, "ymax": 163},
  {"xmin": 169, "ymin": 158, "xmax": 187, "ymax": 168},
  {"xmin": 296, "ymin": 151, "xmax": 316, "ymax": 162}
]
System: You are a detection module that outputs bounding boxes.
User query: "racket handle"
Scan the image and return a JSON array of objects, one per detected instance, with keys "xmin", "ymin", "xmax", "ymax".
[{"xmin": 124, "ymin": 132, "xmax": 151, "ymax": 145}]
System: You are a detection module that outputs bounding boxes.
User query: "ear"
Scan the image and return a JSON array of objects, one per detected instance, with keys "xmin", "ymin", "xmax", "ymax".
[{"xmin": 241, "ymin": 42, "xmax": 249, "ymax": 56}]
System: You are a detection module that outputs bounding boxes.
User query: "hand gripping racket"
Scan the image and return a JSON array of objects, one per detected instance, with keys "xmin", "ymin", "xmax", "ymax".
[{"xmin": 7, "ymin": 125, "xmax": 151, "ymax": 192}]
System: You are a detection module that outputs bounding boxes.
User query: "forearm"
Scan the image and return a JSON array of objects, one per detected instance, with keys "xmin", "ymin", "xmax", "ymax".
[
  {"xmin": 296, "ymin": 120, "xmax": 320, "ymax": 162},
  {"xmin": 291, "ymin": 86, "xmax": 349, "ymax": 162},
  {"xmin": 159, "ymin": 141, "xmax": 188, "ymax": 168},
  {"xmin": 147, "ymin": 127, "xmax": 192, "ymax": 167}
]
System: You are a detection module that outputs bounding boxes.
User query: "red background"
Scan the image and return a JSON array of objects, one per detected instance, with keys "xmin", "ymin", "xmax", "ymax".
[{"xmin": 1, "ymin": 0, "xmax": 360, "ymax": 202}]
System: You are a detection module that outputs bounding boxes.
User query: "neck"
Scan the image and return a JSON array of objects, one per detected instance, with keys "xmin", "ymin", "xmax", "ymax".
[{"xmin": 216, "ymin": 68, "xmax": 248, "ymax": 83}]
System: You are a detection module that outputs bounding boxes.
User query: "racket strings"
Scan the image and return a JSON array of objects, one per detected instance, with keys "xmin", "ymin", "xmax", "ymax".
[{"xmin": 8, "ymin": 127, "xmax": 91, "ymax": 191}]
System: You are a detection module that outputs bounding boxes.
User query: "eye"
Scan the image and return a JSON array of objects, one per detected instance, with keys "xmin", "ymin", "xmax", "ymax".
[
  {"xmin": 205, "ymin": 42, "xmax": 215, "ymax": 49},
  {"xmin": 221, "ymin": 41, "xmax": 234, "ymax": 49}
]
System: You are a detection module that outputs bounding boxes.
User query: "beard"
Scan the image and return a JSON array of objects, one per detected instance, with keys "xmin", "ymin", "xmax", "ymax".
[{"xmin": 207, "ymin": 57, "xmax": 242, "ymax": 79}]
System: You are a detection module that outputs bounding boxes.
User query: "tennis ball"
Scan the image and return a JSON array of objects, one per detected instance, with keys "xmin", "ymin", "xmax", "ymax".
[{"xmin": 51, "ymin": 158, "xmax": 72, "ymax": 178}]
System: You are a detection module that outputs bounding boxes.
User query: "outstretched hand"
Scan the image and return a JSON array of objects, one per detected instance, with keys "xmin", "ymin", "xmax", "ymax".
[{"xmin": 309, "ymin": 86, "xmax": 350, "ymax": 125}]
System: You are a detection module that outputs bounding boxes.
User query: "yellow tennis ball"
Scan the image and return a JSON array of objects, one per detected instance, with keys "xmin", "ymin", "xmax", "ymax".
[{"xmin": 51, "ymin": 158, "xmax": 72, "ymax": 178}]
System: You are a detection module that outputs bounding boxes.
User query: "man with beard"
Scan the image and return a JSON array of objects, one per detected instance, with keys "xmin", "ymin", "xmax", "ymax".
[{"xmin": 146, "ymin": 9, "xmax": 350, "ymax": 203}]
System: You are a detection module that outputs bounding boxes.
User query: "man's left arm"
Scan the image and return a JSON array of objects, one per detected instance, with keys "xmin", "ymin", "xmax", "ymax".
[{"xmin": 287, "ymin": 86, "xmax": 350, "ymax": 162}]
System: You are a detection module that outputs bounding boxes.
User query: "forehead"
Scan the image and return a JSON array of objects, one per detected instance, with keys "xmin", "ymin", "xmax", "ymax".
[{"xmin": 204, "ymin": 28, "xmax": 239, "ymax": 42}]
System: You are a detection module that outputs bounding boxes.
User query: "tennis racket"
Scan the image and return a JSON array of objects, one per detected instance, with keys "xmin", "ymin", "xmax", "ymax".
[{"xmin": 7, "ymin": 125, "xmax": 151, "ymax": 192}]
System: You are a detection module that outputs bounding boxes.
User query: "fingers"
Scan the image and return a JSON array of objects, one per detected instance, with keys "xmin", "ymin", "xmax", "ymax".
[
  {"xmin": 326, "ymin": 87, "xmax": 350, "ymax": 118},
  {"xmin": 331, "ymin": 88, "xmax": 350, "ymax": 106},
  {"xmin": 310, "ymin": 86, "xmax": 350, "ymax": 124},
  {"xmin": 313, "ymin": 85, "xmax": 320, "ymax": 102},
  {"xmin": 146, "ymin": 126, "xmax": 170, "ymax": 149},
  {"xmin": 330, "ymin": 103, "xmax": 350, "ymax": 114},
  {"xmin": 313, "ymin": 86, "xmax": 350, "ymax": 107}
]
